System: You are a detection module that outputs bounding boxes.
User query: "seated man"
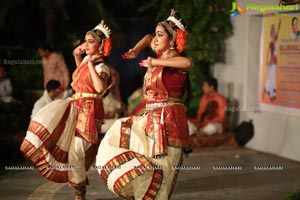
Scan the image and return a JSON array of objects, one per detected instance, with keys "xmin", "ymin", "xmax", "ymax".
[
  {"xmin": 189, "ymin": 76, "xmax": 228, "ymax": 136},
  {"xmin": 38, "ymin": 42, "xmax": 70, "ymax": 98},
  {"xmin": 31, "ymin": 80, "xmax": 61, "ymax": 118},
  {"xmin": 0, "ymin": 65, "xmax": 13, "ymax": 103}
]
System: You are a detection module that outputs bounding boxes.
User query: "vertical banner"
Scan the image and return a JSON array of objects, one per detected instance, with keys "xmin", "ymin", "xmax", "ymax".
[{"xmin": 259, "ymin": 14, "xmax": 300, "ymax": 111}]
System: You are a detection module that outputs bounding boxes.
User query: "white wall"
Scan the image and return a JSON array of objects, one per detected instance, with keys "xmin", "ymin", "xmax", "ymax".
[{"xmin": 213, "ymin": 0, "xmax": 300, "ymax": 162}]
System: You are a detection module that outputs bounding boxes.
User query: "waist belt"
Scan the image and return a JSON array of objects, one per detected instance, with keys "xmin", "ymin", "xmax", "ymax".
[
  {"xmin": 145, "ymin": 101, "xmax": 177, "ymax": 110},
  {"xmin": 73, "ymin": 92, "xmax": 102, "ymax": 99}
]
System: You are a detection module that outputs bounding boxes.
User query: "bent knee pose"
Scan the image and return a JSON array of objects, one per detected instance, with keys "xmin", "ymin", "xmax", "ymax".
[
  {"xmin": 21, "ymin": 20, "xmax": 113, "ymax": 200},
  {"xmin": 96, "ymin": 9, "xmax": 193, "ymax": 200}
]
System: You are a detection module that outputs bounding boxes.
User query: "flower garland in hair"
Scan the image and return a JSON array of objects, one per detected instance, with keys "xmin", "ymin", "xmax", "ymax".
[
  {"xmin": 166, "ymin": 9, "xmax": 188, "ymax": 53},
  {"xmin": 176, "ymin": 29, "xmax": 188, "ymax": 53},
  {"xmin": 103, "ymin": 38, "xmax": 112, "ymax": 57}
]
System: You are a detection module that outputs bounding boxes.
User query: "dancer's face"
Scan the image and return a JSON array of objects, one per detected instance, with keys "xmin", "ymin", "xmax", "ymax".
[
  {"xmin": 152, "ymin": 25, "xmax": 171, "ymax": 53},
  {"xmin": 84, "ymin": 34, "xmax": 101, "ymax": 55}
]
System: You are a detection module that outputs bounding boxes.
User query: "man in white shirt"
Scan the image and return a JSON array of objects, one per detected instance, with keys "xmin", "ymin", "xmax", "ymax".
[
  {"xmin": 31, "ymin": 80, "xmax": 61, "ymax": 118},
  {"xmin": 0, "ymin": 66, "xmax": 13, "ymax": 102},
  {"xmin": 38, "ymin": 42, "xmax": 70, "ymax": 98}
]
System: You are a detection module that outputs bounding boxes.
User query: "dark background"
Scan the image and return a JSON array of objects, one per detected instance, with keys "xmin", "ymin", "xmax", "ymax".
[{"xmin": 0, "ymin": 0, "xmax": 233, "ymax": 169}]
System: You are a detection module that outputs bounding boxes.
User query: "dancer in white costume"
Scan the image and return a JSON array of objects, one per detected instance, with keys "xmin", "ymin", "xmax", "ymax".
[
  {"xmin": 21, "ymin": 20, "xmax": 113, "ymax": 200},
  {"xmin": 96, "ymin": 9, "xmax": 193, "ymax": 200}
]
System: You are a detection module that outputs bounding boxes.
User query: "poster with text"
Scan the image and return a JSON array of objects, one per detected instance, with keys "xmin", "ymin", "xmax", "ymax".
[{"xmin": 259, "ymin": 14, "xmax": 300, "ymax": 111}]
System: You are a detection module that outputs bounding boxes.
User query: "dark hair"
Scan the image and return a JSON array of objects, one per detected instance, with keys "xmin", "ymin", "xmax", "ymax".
[
  {"xmin": 92, "ymin": 29, "xmax": 106, "ymax": 41},
  {"xmin": 292, "ymin": 17, "xmax": 298, "ymax": 25},
  {"xmin": 38, "ymin": 42, "xmax": 53, "ymax": 52},
  {"xmin": 46, "ymin": 80, "xmax": 61, "ymax": 92},
  {"xmin": 87, "ymin": 28, "xmax": 109, "ymax": 43},
  {"xmin": 203, "ymin": 76, "xmax": 218, "ymax": 91}
]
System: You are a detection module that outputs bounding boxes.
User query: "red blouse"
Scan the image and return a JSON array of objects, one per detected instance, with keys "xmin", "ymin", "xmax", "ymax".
[
  {"xmin": 70, "ymin": 62, "xmax": 110, "ymax": 144},
  {"xmin": 143, "ymin": 66, "xmax": 187, "ymax": 102},
  {"xmin": 162, "ymin": 68, "xmax": 187, "ymax": 98}
]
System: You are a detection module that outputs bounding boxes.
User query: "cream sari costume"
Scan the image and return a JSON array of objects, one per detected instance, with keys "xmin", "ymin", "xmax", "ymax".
[
  {"xmin": 21, "ymin": 56, "xmax": 110, "ymax": 187},
  {"xmin": 96, "ymin": 66, "xmax": 189, "ymax": 199}
]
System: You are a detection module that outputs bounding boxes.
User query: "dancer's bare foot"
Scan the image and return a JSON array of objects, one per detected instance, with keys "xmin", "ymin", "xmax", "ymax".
[
  {"xmin": 74, "ymin": 186, "xmax": 86, "ymax": 200},
  {"xmin": 75, "ymin": 196, "xmax": 86, "ymax": 200}
]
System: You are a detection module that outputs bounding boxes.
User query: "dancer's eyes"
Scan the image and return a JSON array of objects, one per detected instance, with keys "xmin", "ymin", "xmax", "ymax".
[
  {"xmin": 85, "ymin": 39, "xmax": 96, "ymax": 44},
  {"xmin": 157, "ymin": 33, "xmax": 164, "ymax": 38}
]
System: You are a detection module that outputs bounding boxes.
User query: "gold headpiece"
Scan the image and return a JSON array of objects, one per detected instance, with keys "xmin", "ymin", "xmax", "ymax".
[{"xmin": 94, "ymin": 20, "xmax": 111, "ymax": 38}]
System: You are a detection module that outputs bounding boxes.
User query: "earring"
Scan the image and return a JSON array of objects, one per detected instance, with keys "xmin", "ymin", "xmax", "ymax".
[{"xmin": 170, "ymin": 42, "xmax": 175, "ymax": 50}]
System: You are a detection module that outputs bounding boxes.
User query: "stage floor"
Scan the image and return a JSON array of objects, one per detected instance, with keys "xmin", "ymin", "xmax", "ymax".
[{"xmin": 1, "ymin": 147, "xmax": 299, "ymax": 200}]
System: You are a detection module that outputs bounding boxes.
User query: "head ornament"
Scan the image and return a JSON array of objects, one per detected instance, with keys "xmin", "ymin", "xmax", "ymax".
[
  {"xmin": 93, "ymin": 20, "xmax": 112, "ymax": 38},
  {"xmin": 159, "ymin": 9, "xmax": 188, "ymax": 53},
  {"xmin": 87, "ymin": 20, "xmax": 112, "ymax": 56},
  {"xmin": 166, "ymin": 9, "xmax": 185, "ymax": 31}
]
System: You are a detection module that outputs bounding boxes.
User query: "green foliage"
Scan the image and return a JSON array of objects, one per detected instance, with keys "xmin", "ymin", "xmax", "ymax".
[
  {"xmin": 9, "ymin": 50, "xmax": 43, "ymax": 98},
  {"xmin": 284, "ymin": 189, "xmax": 300, "ymax": 200},
  {"xmin": 1, "ymin": 0, "xmax": 233, "ymax": 118},
  {"xmin": 11, "ymin": 63, "xmax": 43, "ymax": 90}
]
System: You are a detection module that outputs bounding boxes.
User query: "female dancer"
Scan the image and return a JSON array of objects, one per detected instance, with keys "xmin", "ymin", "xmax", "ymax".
[
  {"xmin": 96, "ymin": 9, "xmax": 192, "ymax": 199},
  {"xmin": 21, "ymin": 20, "xmax": 112, "ymax": 200}
]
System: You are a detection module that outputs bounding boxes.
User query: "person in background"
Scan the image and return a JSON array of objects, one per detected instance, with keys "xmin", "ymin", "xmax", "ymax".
[
  {"xmin": 0, "ymin": 65, "xmax": 13, "ymax": 103},
  {"xmin": 101, "ymin": 67, "xmax": 124, "ymax": 134},
  {"xmin": 108, "ymin": 66, "xmax": 123, "ymax": 111},
  {"xmin": 102, "ymin": 66, "xmax": 123, "ymax": 119},
  {"xmin": 125, "ymin": 76, "xmax": 146, "ymax": 116},
  {"xmin": 21, "ymin": 20, "xmax": 112, "ymax": 200},
  {"xmin": 96, "ymin": 9, "xmax": 192, "ymax": 200},
  {"xmin": 189, "ymin": 76, "xmax": 227, "ymax": 137},
  {"xmin": 126, "ymin": 86, "xmax": 146, "ymax": 115},
  {"xmin": 38, "ymin": 42, "xmax": 70, "ymax": 98},
  {"xmin": 31, "ymin": 79, "xmax": 61, "ymax": 118}
]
